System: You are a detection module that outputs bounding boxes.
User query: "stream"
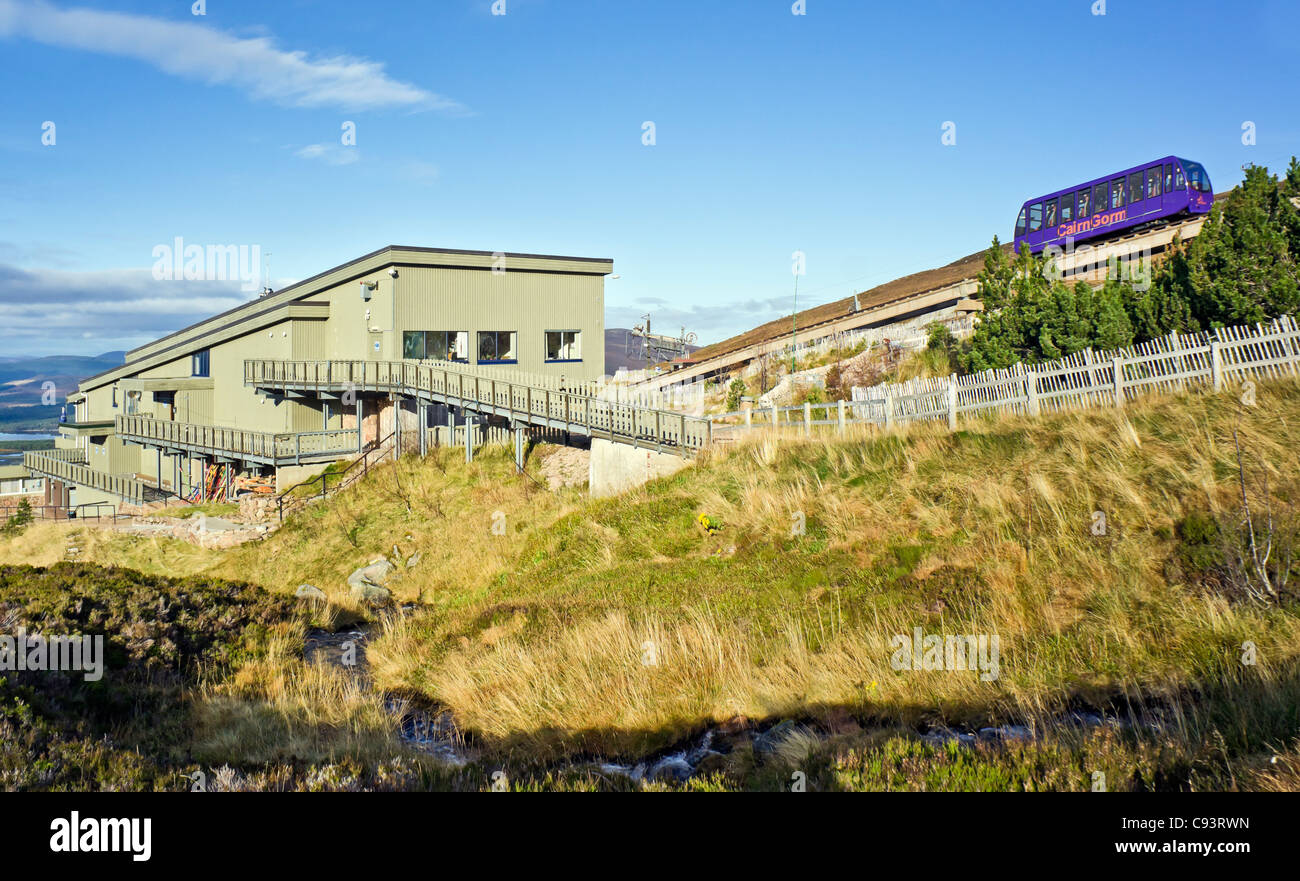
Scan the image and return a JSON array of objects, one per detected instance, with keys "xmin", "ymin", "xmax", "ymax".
[{"xmin": 304, "ymin": 624, "xmax": 1130, "ymax": 783}]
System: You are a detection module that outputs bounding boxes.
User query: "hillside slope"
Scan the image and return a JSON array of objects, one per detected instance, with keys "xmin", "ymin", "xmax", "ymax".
[{"xmin": 3, "ymin": 382, "xmax": 1299, "ymax": 790}]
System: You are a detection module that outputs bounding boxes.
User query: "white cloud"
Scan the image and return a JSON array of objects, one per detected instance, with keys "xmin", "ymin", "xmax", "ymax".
[
  {"xmin": 0, "ymin": 0, "xmax": 462, "ymax": 112},
  {"xmin": 294, "ymin": 143, "xmax": 360, "ymax": 165}
]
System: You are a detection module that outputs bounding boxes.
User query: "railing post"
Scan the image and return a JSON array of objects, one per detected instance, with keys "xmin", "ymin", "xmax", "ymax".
[
  {"xmin": 946, "ymin": 375, "xmax": 958, "ymax": 431},
  {"xmin": 838, "ymin": 399, "xmax": 845, "ymax": 434},
  {"xmin": 883, "ymin": 394, "xmax": 893, "ymax": 428},
  {"xmin": 1113, "ymin": 357, "xmax": 1124, "ymax": 409},
  {"xmin": 803, "ymin": 401, "xmax": 812, "ymax": 436},
  {"xmin": 1025, "ymin": 367, "xmax": 1040, "ymax": 416},
  {"xmin": 1210, "ymin": 341, "xmax": 1223, "ymax": 392}
]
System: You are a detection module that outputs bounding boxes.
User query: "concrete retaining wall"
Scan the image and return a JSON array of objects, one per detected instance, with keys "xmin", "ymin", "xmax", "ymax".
[{"xmin": 588, "ymin": 438, "xmax": 690, "ymax": 498}]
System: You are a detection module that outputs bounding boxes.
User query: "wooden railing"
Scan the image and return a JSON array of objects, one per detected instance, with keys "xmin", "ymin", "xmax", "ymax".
[
  {"xmin": 709, "ymin": 316, "xmax": 1300, "ymax": 437},
  {"xmin": 23, "ymin": 450, "xmax": 154, "ymax": 506},
  {"xmin": 244, "ymin": 359, "xmax": 713, "ymax": 455},
  {"xmin": 275, "ymin": 431, "xmax": 395, "ymax": 522},
  {"xmin": 115, "ymin": 415, "xmax": 358, "ymax": 465}
]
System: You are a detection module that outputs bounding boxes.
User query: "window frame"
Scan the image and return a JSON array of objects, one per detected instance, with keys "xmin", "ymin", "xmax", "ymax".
[
  {"xmin": 1076, "ymin": 187, "xmax": 1091, "ymax": 218},
  {"xmin": 1094, "ymin": 182, "xmax": 1110, "ymax": 212},
  {"xmin": 477, "ymin": 330, "xmax": 518, "ymax": 364},
  {"xmin": 191, "ymin": 348, "xmax": 210, "ymax": 378},
  {"xmin": 1111, "ymin": 177, "xmax": 1127, "ymax": 209},
  {"xmin": 1015, "ymin": 207, "xmax": 1027, "ymax": 238},
  {"xmin": 545, "ymin": 329, "xmax": 583, "ymax": 363},
  {"xmin": 1044, "ymin": 196, "xmax": 1059, "ymax": 229},
  {"xmin": 1028, "ymin": 201, "xmax": 1043, "ymax": 233},
  {"xmin": 1128, "ymin": 171, "xmax": 1145, "ymax": 204},
  {"xmin": 1146, "ymin": 166, "xmax": 1162, "ymax": 200},
  {"xmin": 1060, "ymin": 191, "xmax": 1074, "ymax": 223}
]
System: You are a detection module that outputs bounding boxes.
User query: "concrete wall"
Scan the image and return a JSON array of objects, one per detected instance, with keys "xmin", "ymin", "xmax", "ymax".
[{"xmin": 588, "ymin": 438, "xmax": 690, "ymax": 498}]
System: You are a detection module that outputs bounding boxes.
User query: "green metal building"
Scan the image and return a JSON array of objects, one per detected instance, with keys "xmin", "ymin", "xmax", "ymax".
[{"xmin": 30, "ymin": 246, "xmax": 613, "ymax": 511}]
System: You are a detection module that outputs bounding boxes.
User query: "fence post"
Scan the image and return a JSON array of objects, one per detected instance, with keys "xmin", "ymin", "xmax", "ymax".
[
  {"xmin": 1112, "ymin": 357, "xmax": 1124, "ymax": 409},
  {"xmin": 1210, "ymin": 341, "xmax": 1223, "ymax": 392},
  {"xmin": 883, "ymin": 394, "xmax": 893, "ymax": 428},
  {"xmin": 770, "ymin": 406, "xmax": 778, "ymax": 432},
  {"xmin": 946, "ymin": 375, "xmax": 957, "ymax": 431},
  {"xmin": 803, "ymin": 401, "xmax": 812, "ymax": 436},
  {"xmin": 1026, "ymin": 367, "xmax": 1040, "ymax": 416},
  {"xmin": 837, "ymin": 399, "xmax": 846, "ymax": 434},
  {"xmin": 465, "ymin": 418, "xmax": 474, "ymax": 464}
]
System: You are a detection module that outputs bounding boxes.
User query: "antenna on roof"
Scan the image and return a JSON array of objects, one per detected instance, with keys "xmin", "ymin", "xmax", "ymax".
[{"xmin": 262, "ymin": 251, "xmax": 273, "ymax": 296}]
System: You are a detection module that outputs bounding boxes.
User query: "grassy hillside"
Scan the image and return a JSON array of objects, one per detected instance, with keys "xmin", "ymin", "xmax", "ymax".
[{"xmin": 3, "ymin": 381, "xmax": 1299, "ymax": 790}]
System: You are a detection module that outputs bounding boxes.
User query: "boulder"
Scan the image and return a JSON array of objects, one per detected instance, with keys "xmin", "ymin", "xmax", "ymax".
[
  {"xmin": 294, "ymin": 584, "xmax": 327, "ymax": 602},
  {"xmin": 347, "ymin": 559, "xmax": 395, "ymax": 590}
]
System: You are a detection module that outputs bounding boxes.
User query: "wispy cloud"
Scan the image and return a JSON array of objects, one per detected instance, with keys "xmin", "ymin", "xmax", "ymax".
[
  {"xmin": 294, "ymin": 143, "xmax": 360, "ymax": 165},
  {"xmin": 0, "ymin": 0, "xmax": 463, "ymax": 113}
]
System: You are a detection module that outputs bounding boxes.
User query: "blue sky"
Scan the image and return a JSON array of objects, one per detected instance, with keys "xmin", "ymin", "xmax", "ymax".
[{"xmin": 1, "ymin": 0, "xmax": 1296, "ymax": 357}]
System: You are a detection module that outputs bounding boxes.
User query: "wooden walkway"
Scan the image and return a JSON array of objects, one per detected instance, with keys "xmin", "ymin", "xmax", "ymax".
[{"xmin": 244, "ymin": 359, "xmax": 712, "ymax": 456}]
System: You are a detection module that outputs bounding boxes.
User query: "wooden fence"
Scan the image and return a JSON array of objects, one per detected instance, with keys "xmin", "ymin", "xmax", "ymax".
[{"xmin": 710, "ymin": 316, "xmax": 1300, "ymax": 436}]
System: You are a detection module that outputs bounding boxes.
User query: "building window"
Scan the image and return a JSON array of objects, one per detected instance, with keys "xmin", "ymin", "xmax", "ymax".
[
  {"xmin": 545, "ymin": 330, "xmax": 582, "ymax": 362},
  {"xmin": 192, "ymin": 348, "xmax": 210, "ymax": 377},
  {"xmin": 403, "ymin": 331, "xmax": 468, "ymax": 361},
  {"xmin": 477, "ymin": 331, "xmax": 517, "ymax": 363},
  {"xmin": 112, "ymin": 387, "xmax": 118, "ymax": 409}
]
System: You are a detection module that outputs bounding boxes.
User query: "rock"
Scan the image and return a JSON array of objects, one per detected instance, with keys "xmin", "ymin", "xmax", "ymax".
[
  {"xmin": 294, "ymin": 584, "xmax": 327, "ymax": 602},
  {"xmin": 405, "ymin": 552, "xmax": 422, "ymax": 569},
  {"xmin": 350, "ymin": 582, "xmax": 391, "ymax": 605},
  {"xmin": 753, "ymin": 720, "xmax": 800, "ymax": 763},
  {"xmin": 347, "ymin": 559, "xmax": 395, "ymax": 591},
  {"xmin": 645, "ymin": 754, "xmax": 693, "ymax": 784}
]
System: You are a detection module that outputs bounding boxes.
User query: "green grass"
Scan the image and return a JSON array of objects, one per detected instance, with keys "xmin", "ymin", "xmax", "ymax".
[{"xmin": 2, "ymin": 380, "xmax": 1299, "ymax": 789}]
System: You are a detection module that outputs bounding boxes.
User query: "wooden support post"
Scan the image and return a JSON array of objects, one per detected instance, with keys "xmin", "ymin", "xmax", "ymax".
[
  {"xmin": 883, "ymin": 395, "xmax": 893, "ymax": 428},
  {"xmin": 946, "ymin": 375, "xmax": 957, "ymax": 431},
  {"xmin": 355, "ymin": 397, "xmax": 363, "ymax": 452},
  {"xmin": 1210, "ymin": 341, "xmax": 1223, "ymax": 392},
  {"xmin": 803, "ymin": 401, "xmax": 812, "ymax": 436},
  {"xmin": 838, "ymin": 399, "xmax": 846, "ymax": 434},
  {"xmin": 1113, "ymin": 358, "xmax": 1124, "ymax": 409},
  {"xmin": 515, "ymin": 426, "xmax": 524, "ymax": 473},
  {"xmin": 1026, "ymin": 369, "xmax": 1040, "ymax": 416},
  {"xmin": 419, "ymin": 403, "xmax": 428, "ymax": 456},
  {"xmin": 465, "ymin": 418, "xmax": 474, "ymax": 464}
]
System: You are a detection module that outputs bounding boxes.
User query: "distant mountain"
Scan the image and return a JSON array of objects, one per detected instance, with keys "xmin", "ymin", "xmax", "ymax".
[
  {"xmin": 605, "ymin": 328, "xmax": 700, "ymax": 373},
  {"xmin": 0, "ymin": 351, "xmax": 125, "ymax": 414}
]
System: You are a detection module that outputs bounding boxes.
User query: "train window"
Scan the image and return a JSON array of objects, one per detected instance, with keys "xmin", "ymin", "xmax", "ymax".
[
  {"xmin": 1094, "ymin": 183, "xmax": 1109, "ymax": 212},
  {"xmin": 1044, "ymin": 197, "xmax": 1058, "ymax": 228},
  {"xmin": 1060, "ymin": 192, "xmax": 1074, "ymax": 223},
  {"xmin": 1077, "ymin": 188, "xmax": 1091, "ymax": 217},
  {"xmin": 1164, "ymin": 163, "xmax": 1174, "ymax": 193},
  {"xmin": 1147, "ymin": 167, "xmax": 1162, "ymax": 199},
  {"xmin": 1015, "ymin": 207, "xmax": 1027, "ymax": 238},
  {"xmin": 1175, "ymin": 164, "xmax": 1185, "ymax": 190},
  {"xmin": 1111, "ymin": 178, "xmax": 1126, "ymax": 208},
  {"xmin": 1128, "ymin": 172, "xmax": 1144, "ymax": 203},
  {"xmin": 1183, "ymin": 161, "xmax": 1212, "ymax": 192},
  {"xmin": 1028, "ymin": 202, "xmax": 1043, "ymax": 233}
]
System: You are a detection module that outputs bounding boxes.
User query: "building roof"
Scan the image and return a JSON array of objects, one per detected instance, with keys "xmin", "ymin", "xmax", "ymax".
[
  {"xmin": 0, "ymin": 465, "xmax": 33, "ymax": 480},
  {"xmin": 80, "ymin": 245, "xmax": 614, "ymax": 392}
]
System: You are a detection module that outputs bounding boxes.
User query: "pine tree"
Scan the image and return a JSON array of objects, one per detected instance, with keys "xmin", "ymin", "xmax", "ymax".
[{"xmin": 1182, "ymin": 164, "xmax": 1300, "ymax": 327}]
